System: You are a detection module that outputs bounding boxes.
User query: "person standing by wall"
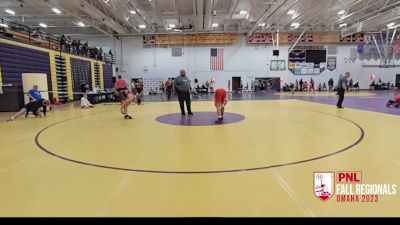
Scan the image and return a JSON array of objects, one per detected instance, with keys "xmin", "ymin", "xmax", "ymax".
[
  {"xmin": 175, "ymin": 69, "xmax": 193, "ymax": 116},
  {"xmin": 337, "ymin": 72, "xmax": 351, "ymax": 109},
  {"xmin": 328, "ymin": 78, "xmax": 334, "ymax": 92},
  {"xmin": 115, "ymin": 75, "xmax": 127, "ymax": 92},
  {"xmin": 165, "ymin": 78, "xmax": 173, "ymax": 100},
  {"xmin": 115, "ymin": 75, "xmax": 127, "ymax": 101}
]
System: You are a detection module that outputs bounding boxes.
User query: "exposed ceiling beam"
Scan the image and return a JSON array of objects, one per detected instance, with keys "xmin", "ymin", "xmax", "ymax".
[
  {"xmin": 334, "ymin": 0, "xmax": 389, "ymax": 25},
  {"xmin": 196, "ymin": 0, "xmax": 204, "ymax": 31},
  {"xmin": 247, "ymin": 0, "xmax": 289, "ymax": 36},
  {"xmin": 99, "ymin": 0, "xmax": 140, "ymax": 34},
  {"xmin": 204, "ymin": 0, "xmax": 213, "ymax": 30},
  {"xmin": 192, "ymin": 0, "xmax": 198, "ymax": 32},
  {"xmin": 76, "ymin": 0, "xmax": 128, "ymax": 34},
  {"xmin": 39, "ymin": 0, "xmax": 114, "ymax": 37},
  {"xmin": 127, "ymin": 0, "xmax": 154, "ymax": 33},
  {"xmin": 283, "ymin": 0, "xmax": 322, "ymax": 28},
  {"xmin": 224, "ymin": 0, "xmax": 240, "ymax": 31}
]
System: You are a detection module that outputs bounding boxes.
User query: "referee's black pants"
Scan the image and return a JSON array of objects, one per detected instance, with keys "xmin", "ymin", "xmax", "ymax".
[
  {"xmin": 177, "ymin": 90, "xmax": 192, "ymax": 114},
  {"xmin": 337, "ymin": 88, "xmax": 345, "ymax": 107}
]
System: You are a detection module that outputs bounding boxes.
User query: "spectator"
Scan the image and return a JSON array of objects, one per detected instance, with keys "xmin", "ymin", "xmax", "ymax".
[
  {"xmin": 328, "ymin": 78, "xmax": 334, "ymax": 92},
  {"xmin": 165, "ymin": 78, "xmax": 173, "ymax": 100},
  {"xmin": 80, "ymin": 96, "xmax": 95, "ymax": 108},
  {"xmin": 98, "ymin": 47, "xmax": 103, "ymax": 60},
  {"xmin": 28, "ymin": 85, "xmax": 43, "ymax": 102},
  {"xmin": 60, "ymin": 35, "xmax": 66, "ymax": 51},
  {"xmin": 115, "ymin": 76, "xmax": 127, "ymax": 92},
  {"xmin": 349, "ymin": 79, "xmax": 353, "ymax": 91},
  {"xmin": 66, "ymin": 36, "xmax": 72, "ymax": 53},
  {"xmin": 299, "ymin": 79, "xmax": 304, "ymax": 91},
  {"xmin": 71, "ymin": 39, "xmax": 78, "ymax": 54},
  {"xmin": 77, "ymin": 40, "xmax": 82, "ymax": 54}
]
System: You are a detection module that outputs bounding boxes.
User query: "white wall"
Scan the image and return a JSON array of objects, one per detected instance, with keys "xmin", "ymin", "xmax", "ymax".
[{"xmin": 84, "ymin": 36, "xmax": 400, "ymax": 89}]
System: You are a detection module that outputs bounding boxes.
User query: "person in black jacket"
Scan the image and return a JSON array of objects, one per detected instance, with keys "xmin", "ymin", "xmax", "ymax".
[{"xmin": 7, "ymin": 100, "xmax": 51, "ymax": 122}]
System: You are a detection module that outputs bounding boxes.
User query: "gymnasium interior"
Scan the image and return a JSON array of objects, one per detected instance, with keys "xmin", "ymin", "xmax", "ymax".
[{"xmin": 0, "ymin": 0, "xmax": 399, "ymax": 217}]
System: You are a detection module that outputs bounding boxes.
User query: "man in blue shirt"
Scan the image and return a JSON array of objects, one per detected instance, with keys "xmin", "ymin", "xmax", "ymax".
[{"xmin": 28, "ymin": 85, "xmax": 43, "ymax": 102}]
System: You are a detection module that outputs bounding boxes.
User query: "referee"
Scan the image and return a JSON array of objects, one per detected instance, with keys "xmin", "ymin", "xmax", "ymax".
[
  {"xmin": 337, "ymin": 72, "xmax": 351, "ymax": 109},
  {"xmin": 175, "ymin": 69, "xmax": 193, "ymax": 116}
]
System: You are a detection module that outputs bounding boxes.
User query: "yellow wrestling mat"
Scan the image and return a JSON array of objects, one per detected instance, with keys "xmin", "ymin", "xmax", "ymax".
[
  {"xmin": 275, "ymin": 91, "xmax": 377, "ymax": 97},
  {"xmin": 0, "ymin": 100, "xmax": 399, "ymax": 217}
]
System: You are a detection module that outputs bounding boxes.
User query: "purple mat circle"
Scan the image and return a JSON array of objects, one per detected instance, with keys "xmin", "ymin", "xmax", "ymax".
[{"xmin": 156, "ymin": 112, "xmax": 245, "ymax": 126}]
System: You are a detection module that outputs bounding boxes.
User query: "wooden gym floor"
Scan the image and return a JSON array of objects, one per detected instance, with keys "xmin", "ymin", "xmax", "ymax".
[{"xmin": 0, "ymin": 92, "xmax": 399, "ymax": 217}]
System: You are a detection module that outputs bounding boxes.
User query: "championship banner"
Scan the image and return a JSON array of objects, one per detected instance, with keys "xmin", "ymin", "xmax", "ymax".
[
  {"xmin": 358, "ymin": 44, "xmax": 364, "ymax": 55},
  {"xmin": 327, "ymin": 56, "xmax": 337, "ymax": 71}
]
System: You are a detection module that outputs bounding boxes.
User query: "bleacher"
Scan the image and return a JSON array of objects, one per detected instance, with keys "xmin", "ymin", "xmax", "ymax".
[{"xmin": 0, "ymin": 17, "xmax": 114, "ymax": 64}]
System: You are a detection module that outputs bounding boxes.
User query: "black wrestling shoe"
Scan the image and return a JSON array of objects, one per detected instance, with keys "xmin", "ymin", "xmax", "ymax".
[
  {"xmin": 215, "ymin": 118, "xmax": 223, "ymax": 124},
  {"xmin": 124, "ymin": 115, "xmax": 133, "ymax": 119},
  {"xmin": 188, "ymin": 112, "xmax": 194, "ymax": 116}
]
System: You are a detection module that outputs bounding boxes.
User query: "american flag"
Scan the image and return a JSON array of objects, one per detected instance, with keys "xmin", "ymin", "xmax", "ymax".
[{"xmin": 210, "ymin": 48, "xmax": 224, "ymax": 71}]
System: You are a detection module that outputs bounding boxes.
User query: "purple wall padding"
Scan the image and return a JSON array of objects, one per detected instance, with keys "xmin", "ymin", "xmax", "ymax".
[
  {"xmin": 103, "ymin": 64, "xmax": 113, "ymax": 89},
  {"xmin": 0, "ymin": 42, "xmax": 52, "ymax": 90},
  {"xmin": 71, "ymin": 58, "xmax": 92, "ymax": 92}
]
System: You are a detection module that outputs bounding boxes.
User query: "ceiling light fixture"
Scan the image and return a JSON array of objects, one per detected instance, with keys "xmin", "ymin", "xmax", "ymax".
[
  {"xmin": 387, "ymin": 22, "xmax": 395, "ymax": 28},
  {"xmin": 337, "ymin": 10, "xmax": 345, "ymax": 15},
  {"xmin": 52, "ymin": 8, "xmax": 61, "ymax": 14},
  {"xmin": 5, "ymin": 9, "xmax": 15, "ymax": 15},
  {"xmin": 291, "ymin": 22, "xmax": 300, "ymax": 28},
  {"xmin": 287, "ymin": 10, "xmax": 296, "ymax": 15}
]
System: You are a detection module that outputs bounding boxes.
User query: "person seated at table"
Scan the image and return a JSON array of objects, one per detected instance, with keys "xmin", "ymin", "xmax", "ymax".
[
  {"xmin": 318, "ymin": 83, "xmax": 323, "ymax": 92},
  {"xmin": 370, "ymin": 81, "xmax": 376, "ymax": 89},
  {"xmin": 353, "ymin": 82, "xmax": 359, "ymax": 91},
  {"xmin": 322, "ymin": 83, "xmax": 327, "ymax": 91},
  {"xmin": 80, "ymin": 83, "xmax": 90, "ymax": 93}
]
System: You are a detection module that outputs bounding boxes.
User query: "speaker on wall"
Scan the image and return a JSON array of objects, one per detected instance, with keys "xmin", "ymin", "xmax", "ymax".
[{"xmin": 273, "ymin": 50, "xmax": 280, "ymax": 56}]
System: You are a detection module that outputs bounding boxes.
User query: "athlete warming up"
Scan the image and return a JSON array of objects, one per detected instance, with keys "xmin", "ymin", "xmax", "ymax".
[
  {"xmin": 214, "ymin": 88, "xmax": 228, "ymax": 124},
  {"xmin": 121, "ymin": 91, "xmax": 142, "ymax": 119}
]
